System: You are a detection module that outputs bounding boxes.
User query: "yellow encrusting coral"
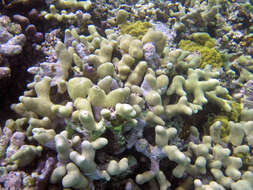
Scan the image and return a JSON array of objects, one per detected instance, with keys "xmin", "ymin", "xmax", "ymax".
[
  {"xmin": 119, "ymin": 21, "xmax": 153, "ymax": 39},
  {"xmin": 178, "ymin": 33, "xmax": 223, "ymax": 69},
  {"xmin": 210, "ymin": 115, "xmax": 230, "ymax": 140},
  {"xmin": 228, "ymin": 101, "xmax": 242, "ymax": 122},
  {"xmin": 208, "ymin": 99, "xmax": 242, "ymax": 142}
]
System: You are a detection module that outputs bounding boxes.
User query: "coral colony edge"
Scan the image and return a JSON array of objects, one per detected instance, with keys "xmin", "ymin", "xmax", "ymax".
[{"xmin": 0, "ymin": 0, "xmax": 253, "ymax": 189}]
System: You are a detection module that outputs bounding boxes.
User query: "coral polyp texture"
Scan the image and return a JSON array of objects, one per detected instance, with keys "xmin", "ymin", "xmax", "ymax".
[{"xmin": 0, "ymin": 0, "xmax": 253, "ymax": 189}]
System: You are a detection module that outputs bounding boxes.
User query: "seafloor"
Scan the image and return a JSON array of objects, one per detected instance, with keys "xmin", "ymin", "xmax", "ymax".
[{"xmin": 0, "ymin": 0, "xmax": 253, "ymax": 190}]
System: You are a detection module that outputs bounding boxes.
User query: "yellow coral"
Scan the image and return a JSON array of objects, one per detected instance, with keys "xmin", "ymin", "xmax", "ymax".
[
  {"xmin": 189, "ymin": 32, "xmax": 215, "ymax": 47},
  {"xmin": 178, "ymin": 33, "xmax": 223, "ymax": 68},
  {"xmin": 233, "ymin": 152, "xmax": 253, "ymax": 166},
  {"xmin": 229, "ymin": 101, "xmax": 242, "ymax": 122},
  {"xmin": 178, "ymin": 40, "xmax": 222, "ymax": 69},
  {"xmin": 218, "ymin": 93, "xmax": 242, "ymax": 122},
  {"xmin": 119, "ymin": 21, "xmax": 153, "ymax": 39},
  {"xmin": 211, "ymin": 115, "xmax": 230, "ymax": 140},
  {"xmin": 208, "ymin": 100, "xmax": 242, "ymax": 141}
]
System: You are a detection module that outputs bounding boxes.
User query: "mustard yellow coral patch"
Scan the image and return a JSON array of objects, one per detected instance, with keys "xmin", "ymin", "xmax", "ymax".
[
  {"xmin": 178, "ymin": 40, "xmax": 223, "ymax": 69},
  {"xmin": 119, "ymin": 21, "xmax": 153, "ymax": 39}
]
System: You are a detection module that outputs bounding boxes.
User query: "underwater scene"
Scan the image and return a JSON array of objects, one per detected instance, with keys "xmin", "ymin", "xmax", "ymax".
[{"xmin": 0, "ymin": 0, "xmax": 253, "ymax": 189}]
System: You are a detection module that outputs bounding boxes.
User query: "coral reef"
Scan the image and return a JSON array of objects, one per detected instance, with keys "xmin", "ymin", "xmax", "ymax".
[{"xmin": 0, "ymin": 0, "xmax": 253, "ymax": 190}]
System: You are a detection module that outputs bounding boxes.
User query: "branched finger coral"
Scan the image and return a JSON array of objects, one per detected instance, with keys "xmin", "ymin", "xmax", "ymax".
[{"xmin": 1, "ymin": 2, "xmax": 253, "ymax": 190}]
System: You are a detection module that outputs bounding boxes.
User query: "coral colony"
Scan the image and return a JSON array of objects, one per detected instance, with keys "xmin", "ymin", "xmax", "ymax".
[{"xmin": 0, "ymin": 0, "xmax": 253, "ymax": 189}]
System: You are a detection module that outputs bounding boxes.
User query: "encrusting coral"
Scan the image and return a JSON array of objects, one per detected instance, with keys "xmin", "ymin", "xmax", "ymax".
[
  {"xmin": 178, "ymin": 32, "xmax": 223, "ymax": 68},
  {"xmin": 119, "ymin": 21, "xmax": 153, "ymax": 39}
]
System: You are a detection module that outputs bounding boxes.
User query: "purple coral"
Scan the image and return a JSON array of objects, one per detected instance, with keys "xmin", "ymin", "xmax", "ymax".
[
  {"xmin": 242, "ymin": 80, "xmax": 253, "ymax": 109},
  {"xmin": 143, "ymin": 42, "xmax": 159, "ymax": 69},
  {"xmin": 0, "ymin": 171, "xmax": 23, "ymax": 190},
  {"xmin": 0, "ymin": 25, "xmax": 26, "ymax": 56},
  {"xmin": 35, "ymin": 157, "xmax": 56, "ymax": 190},
  {"xmin": 6, "ymin": 132, "xmax": 26, "ymax": 158}
]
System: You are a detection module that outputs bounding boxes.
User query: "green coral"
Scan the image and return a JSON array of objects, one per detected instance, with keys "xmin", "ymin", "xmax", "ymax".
[
  {"xmin": 178, "ymin": 33, "xmax": 223, "ymax": 69},
  {"xmin": 107, "ymin": 124, "xmax": 125, "ymax": 146},
  {"xmin": 119, "ymin": 21, "xmax": 153, "ymax": 39}
]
